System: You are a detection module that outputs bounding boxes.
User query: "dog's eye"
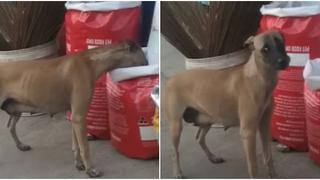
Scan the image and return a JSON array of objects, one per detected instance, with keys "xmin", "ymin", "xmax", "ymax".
[{"xmin": 262, "ymin": 46, "xmax": 269, "ymax": 53}]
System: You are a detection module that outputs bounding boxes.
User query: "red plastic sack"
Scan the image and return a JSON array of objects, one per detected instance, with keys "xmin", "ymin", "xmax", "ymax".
[
  {"xmin": 302, "ymin": 3, "xmax": 320, "ymax": 164},
  {"xmin": 260, "ymin": 2, "xmax": 320, "ymax": 151},
  {"xmin": 64, "ymin": 4, "xmax": 141, "ymax": 140},
  {"xmin": 65, "ymin": 8, "xmax": 141, "ymax": 53},
  {"xmin": 259, "ymin": 5, "xmax": 320, "ymax": 151},
  {"xmin": 269, "ymin": 66, "xmax": 307, "ymax": 151},
  {"xmin": 305, "ymin": 85, "xmax": 320, "ymax": 165},
  {"xmin": 107, "ymin": 75, "xmax": 159, "ymax": 159}
]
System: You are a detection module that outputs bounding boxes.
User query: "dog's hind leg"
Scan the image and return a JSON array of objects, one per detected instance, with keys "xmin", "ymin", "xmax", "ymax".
[
  {"xmin": 259, "ymin": 102, "xmax": 277, "ymax": 178},
  {"xmin": 9, "ymin": 114, "xmax": 32, "ymax": 151},
  {"xmin": 198, "ymin": 125, "xmax": 224, "ymax": 164}
]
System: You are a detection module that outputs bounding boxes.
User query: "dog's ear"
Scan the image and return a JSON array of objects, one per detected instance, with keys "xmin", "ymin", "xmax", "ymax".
[
  {"xmin": 243, "ymin": 36, "xmax": 254, "ymax": 50},
  {"xmin": 123, "ymin": 40, "xmax": 139, "ymax": 52}
]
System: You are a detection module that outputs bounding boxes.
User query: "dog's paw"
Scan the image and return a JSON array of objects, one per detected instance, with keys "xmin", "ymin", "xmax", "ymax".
[
  {"xmin": 276, "ymin": 143, "xmax": 292, "ymax": 153},
  {"xmin": 209, "ymin": 156, "xmax": 225, "ymax": 164},
  {"xmin": 173, "ymin": 171, "xmax": 183, "ymax": 179},
  {"xmin": 173, "ymin": 170, "xmax": 183, "ymax": 179},
  {"xmin": 17, "ymin": 144, "xmax": 32, "ymax": 151},
  {"xmin": 86, "ymin": 168, "xmax": 103, "ymax": 178},
  {"xmin": 174, "ymin": 174, "xmax": 183, "ymax": 179},
  {"xmin": 87, "ymin": 134, "xmax": 98, "ymax": 141},
  {"xmin": 75, "ymin": 162, "xmax": 85, "ymax": 171}
]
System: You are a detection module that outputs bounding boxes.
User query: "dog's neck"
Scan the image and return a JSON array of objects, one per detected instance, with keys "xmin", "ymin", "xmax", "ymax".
[
  {"xmin": 244, "ymin": 51, "xmax": 278, "ymax": 89},
  {"xmin": 87, "ymin": 45, "xmax": 132, "ymax": 79}
]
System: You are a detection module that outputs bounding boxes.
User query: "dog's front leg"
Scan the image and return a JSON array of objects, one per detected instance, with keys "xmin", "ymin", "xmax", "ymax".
[
  {"xmin": 70, "ymin": 80, "xmax": 101, "ymax": 177},
  {"xmin": 71, "ymin": 113, "xmax": 102, "ymax": 178},
  {"xmin": 9, "ymin": 114, "xmax": 32, "ymax": 151},
  {"xmin": 169, "ymin": 117, "xmax": 183, "ymax": 179},
  {"xmin": 259, "ymin": 103, "xmax": 277, "ymax": 178},
  {"xmin": 239, "ymin": 111, "xmax": 258, "ymax": 178},
  {"xmin": 72, "ymin": 127, "xmax": 85, "ymax": 171},
  {"xmin": 240, "ymin": 124, "xmax": 257, "ymax": 178},
  {"xmin": 164, "ymin": 90, "xmax": 184, "ymax": 178}
]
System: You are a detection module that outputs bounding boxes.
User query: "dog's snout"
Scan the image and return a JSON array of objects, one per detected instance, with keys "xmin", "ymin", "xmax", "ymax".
[
  {"xmin": 286, "ymin": 55, "xmax": 291, "ymax": 63},
  {"xmin": 284, "ymin": 55, "xmax": 290, "ymax": 64},
  {"xmin": 277, "ymin": 56, "xmax": 290, "ymax": 70},
  {"xmin": 278, "ymin": 58, "xmax": 285, "ymax": 64}
]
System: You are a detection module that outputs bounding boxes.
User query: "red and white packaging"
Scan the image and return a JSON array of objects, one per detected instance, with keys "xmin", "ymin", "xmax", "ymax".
[
  {"xmin": 304, "ymin": 85, "xmax": 320, "ymax": 165},
  {"xmin": 107, "ymin": 75, "xmax": 159, "ymax": 159},
  {"xmin": 301, "ymin": 2, "xmax": 320, "ymax": 165},
  {"xmin": 64, "ymin": 1, "xmax": 141, "ymax": 140},
  {"xmin": 259, "ymin": 2, "xmax": 320, "ymax": 151},
  {"xmin": 107, "ymin": 2, "xmax": 159, "ymax": 159}
]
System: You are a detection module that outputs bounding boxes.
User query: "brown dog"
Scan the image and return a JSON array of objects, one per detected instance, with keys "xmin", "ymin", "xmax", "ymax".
[
  {"xmin": 163, "ymin": 31, "xmax": 290, "ymax": 178},
  {"xmin": 0, "ymin": 41, "xmax": 147, "ymax": 177}
]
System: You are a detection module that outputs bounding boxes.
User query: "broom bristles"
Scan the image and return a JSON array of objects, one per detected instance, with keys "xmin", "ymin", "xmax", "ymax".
[
  {"xmin": 0, "ymin": 2, "xmax": 65, "ymax": 50},
  {"xmin": 161, "ymin": 2, "xmax": 268, "ymax": 58}
]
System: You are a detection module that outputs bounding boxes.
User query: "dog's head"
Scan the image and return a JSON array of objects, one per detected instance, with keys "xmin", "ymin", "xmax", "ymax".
[
  {"xmin": 117, "ymin": 40, "xmax": 148, "ymax": 67},
  {"xmin": 244, "ymin": 31, "xmax": 290, "ymax": 70}
]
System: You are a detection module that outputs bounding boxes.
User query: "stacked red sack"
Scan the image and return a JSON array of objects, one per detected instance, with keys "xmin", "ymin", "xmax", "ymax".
[
  {"xmin": 64, "ymin": 1, "xmax": 141, "ymax": 140},
  {"xmin": 107, "ymin": 2, "xmax": 159, "ymax": 159},
  {"xmin": 261, "ymin": 2, "xmax": 320, "ymax": 164}
]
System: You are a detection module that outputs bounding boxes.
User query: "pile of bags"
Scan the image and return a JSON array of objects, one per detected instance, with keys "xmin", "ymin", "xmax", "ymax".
[
  {"xmin": 64, "ymin": 1, "xmax": 159, "ymax": 159},
  {"xmin": 260, "ymin": 2, "xmax": 320, "ymax": 164}
]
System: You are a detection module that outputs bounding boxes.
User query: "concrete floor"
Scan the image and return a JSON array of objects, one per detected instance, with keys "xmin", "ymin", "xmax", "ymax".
[
  {"xmin": 0, "ymin": 112, "xmax": 158, "ymax": 178},
  {"xmin": 160, "ymin": 36, "xmax": 320, "ymax": 178}
]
